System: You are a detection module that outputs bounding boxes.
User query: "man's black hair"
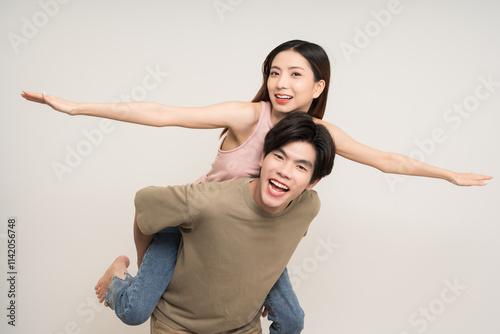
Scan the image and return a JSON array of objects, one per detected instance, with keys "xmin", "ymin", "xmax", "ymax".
[{"xmin": 264, "ymin": 112, "xmax": 335, "ymax": 182}]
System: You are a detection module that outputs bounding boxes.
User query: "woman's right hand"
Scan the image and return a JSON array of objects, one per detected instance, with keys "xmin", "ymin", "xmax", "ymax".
[{"xmin": 21, "ymin": 91, "xmax": 78, "ymax": 115}]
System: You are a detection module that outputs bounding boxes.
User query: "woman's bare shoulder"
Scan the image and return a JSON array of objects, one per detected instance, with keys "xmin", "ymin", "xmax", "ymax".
[{"xmin": 222, "ymin": 101, "xmax": 262, "ymax": 130}]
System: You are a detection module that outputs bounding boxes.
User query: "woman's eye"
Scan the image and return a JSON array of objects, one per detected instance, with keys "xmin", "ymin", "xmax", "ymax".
[{"xmin": 291, "ymin": 72, "xmax": 301, "ymax": 77}]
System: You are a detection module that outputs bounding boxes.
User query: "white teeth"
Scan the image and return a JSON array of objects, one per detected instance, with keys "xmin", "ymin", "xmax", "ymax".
[
  {"xmin": 270, "ymin": 179, "xmax": 289, "ymax": 191},
  {"xmin": 276, "ymin": 95, "xmax": 292, "ymax": 99}
]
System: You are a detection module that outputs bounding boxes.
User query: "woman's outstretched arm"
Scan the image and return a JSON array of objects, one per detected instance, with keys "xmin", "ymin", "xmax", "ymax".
[
  {"xmin": 321, "ymin": 120, "xmax": 492, "ymax": 186},
  {"xmin": 21, "ymin": 91, "xmax": 259, "ymax": 131}
]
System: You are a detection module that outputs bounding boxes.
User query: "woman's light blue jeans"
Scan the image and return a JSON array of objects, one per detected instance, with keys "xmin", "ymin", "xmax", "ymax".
[{"xmin": 105, "ymin": 227, "xmax": 304, "ymax": 333}]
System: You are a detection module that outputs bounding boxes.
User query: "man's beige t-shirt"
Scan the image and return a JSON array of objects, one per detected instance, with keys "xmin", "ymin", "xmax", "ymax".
[{"xmin": 135, "ymin": 178, "xmax": 320, "ymax": 334}]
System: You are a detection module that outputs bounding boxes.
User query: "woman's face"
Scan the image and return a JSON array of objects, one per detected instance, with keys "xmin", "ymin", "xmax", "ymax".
[{"xmin": 267, "ymin": 50, "xmax": 325, "ymax": 115}]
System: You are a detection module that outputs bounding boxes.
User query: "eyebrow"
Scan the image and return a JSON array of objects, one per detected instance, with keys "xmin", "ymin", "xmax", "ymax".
[
  {"xmin": 277, "ymin": 148, "xmax": 314, "ymax": 168},
  {"xmin": 270, "ymin": 65, "xmax": 306, "ymax": 71}
]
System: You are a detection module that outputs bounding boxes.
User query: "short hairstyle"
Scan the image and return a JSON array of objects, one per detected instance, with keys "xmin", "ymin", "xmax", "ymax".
[{"xmin": 263, "ymin": 112, "xmax": 335, "ymax": 183}]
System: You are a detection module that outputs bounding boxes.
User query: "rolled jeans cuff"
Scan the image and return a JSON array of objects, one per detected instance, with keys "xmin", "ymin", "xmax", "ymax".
[{"xmin": 105, "ymin": 272, "xmax": 134, "ymax": 311}]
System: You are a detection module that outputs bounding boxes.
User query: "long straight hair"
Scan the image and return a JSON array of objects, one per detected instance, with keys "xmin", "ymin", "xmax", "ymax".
[
  {"xmin": 253, "ymin": 40, "xmax": 331, "ymax": 119},
  {"xmin": 221, "ymin": 40, "xmax": 331, "ymax": 138}
]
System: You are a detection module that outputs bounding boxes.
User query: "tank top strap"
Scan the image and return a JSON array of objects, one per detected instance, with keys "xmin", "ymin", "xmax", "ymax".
[{"xmin": 193, "ymin": 101, "xmax": 273, "ymax": 184}]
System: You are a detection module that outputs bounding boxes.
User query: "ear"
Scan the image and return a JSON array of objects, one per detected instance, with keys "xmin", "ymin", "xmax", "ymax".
[
  {"xmin": 306, "ymin": 178, "xmax": 322, "ymax": 191},
  {"xmin": 258, "ymin": 152, "xmax": 265, "ymax": 168},
  {"xmin": 313, "ymin": 80, "xmax": 326, "ymax": 99}
]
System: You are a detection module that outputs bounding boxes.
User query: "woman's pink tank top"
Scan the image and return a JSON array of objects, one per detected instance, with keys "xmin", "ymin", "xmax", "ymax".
[{"xmin": 194, "ymin": 102, "xmax": 273, "ymax": 183}]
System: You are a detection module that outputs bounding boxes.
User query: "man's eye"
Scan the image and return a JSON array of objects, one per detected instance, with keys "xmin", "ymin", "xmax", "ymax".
[{"xmin": 274, "ymin": 154, "xmax": 283, "ymax": 160}]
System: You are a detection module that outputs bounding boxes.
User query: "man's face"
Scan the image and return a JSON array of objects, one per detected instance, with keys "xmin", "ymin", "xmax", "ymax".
[{"xmin": 250, "ymin": 140, "xmax": 320, "ymax": 215}]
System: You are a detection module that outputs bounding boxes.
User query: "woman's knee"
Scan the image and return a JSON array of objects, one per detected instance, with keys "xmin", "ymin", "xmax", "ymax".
[{"xmin": 117, "ymin": 308, "xmax": 151, "ymax": 326}]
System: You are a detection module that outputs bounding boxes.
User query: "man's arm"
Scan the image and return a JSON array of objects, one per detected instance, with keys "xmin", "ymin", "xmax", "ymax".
[
  {"xmin": 134, "ymin": 185, "xmax": 194, "ymax": 235},
  {"xmin": 134, "ymin": 213, "xmax": 154, "ymax": 267}
]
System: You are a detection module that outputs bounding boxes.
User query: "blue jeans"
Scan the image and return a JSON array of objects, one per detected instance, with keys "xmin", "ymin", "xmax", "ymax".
[{"xmin": 105, "ymin": 228, "xmax": 304, "ymax": 333}]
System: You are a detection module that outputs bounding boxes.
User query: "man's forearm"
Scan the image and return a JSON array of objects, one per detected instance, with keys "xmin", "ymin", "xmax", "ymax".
[{"xmin": 134, "ymin": 215, "xmax": 154, "ymax": 267}]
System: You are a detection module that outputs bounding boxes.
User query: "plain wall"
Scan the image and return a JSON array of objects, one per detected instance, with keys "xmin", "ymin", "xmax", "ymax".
[{"xmin": 1, "ymin": 0, "xmax": 499, "ymax": 333}]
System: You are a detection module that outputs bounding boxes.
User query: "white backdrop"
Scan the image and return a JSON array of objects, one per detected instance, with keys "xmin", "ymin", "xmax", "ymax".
[{"xmin": 1, "ymin": 0, "xmax": 499, "ymax": 333}]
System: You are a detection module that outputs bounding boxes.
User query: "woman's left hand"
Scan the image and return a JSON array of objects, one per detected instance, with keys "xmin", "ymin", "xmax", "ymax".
[{"xmin": 450, "ymin": 172, "xmax": 493, "ymax": 186}]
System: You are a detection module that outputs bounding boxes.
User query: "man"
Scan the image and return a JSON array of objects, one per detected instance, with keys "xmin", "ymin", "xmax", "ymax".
[{"xmin": 105, "ymin": 113, "xmax": 335, "ymax": 333}]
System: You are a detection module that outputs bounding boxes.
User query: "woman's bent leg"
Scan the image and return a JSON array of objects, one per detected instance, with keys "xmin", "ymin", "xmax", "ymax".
[
  {"xmin": 105, "ymin": 228, "xmax": 181, "ymax": 325},
  {"xmin": 263, "ymin": 268, "xmax": 305, "ymax": 334}
]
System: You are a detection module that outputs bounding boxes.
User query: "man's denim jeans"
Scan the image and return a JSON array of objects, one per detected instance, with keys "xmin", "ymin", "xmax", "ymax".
[{"xmin": 105, "ymin": 227, "xmax": 304, "ymax": 333}]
